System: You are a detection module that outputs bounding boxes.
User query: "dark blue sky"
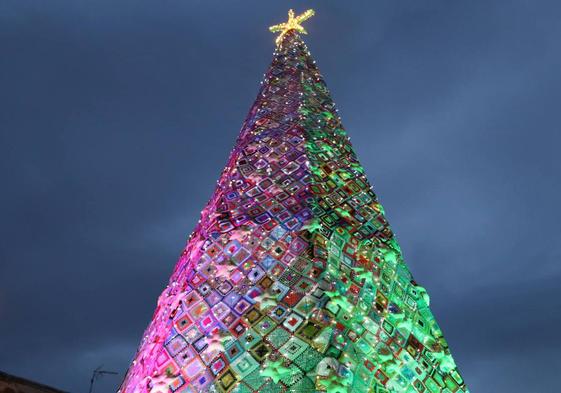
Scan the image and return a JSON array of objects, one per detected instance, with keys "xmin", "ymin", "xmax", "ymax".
[{"xmin": 1, "ymin": 1, "xmax": 561, "ymax": 392}]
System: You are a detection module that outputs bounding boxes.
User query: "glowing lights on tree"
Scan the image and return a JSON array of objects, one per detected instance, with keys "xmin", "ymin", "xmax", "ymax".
[{"xmin": 120, "ymin": 10, "xmax": 468, "ymax": 393}]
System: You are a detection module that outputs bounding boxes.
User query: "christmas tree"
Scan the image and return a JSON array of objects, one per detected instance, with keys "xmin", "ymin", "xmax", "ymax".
[{"xmin": 121, "ymin": 9, "xmax": 468, "ymax": 393}]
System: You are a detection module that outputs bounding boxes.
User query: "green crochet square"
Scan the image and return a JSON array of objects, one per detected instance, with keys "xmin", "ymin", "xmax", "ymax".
[
  {"xmin": 288, "ymin": 374, "xmax": 316, "ymax": 392},
  {"xmin": 292, "ymin": 346, "xmax": 323, "ymax": 372},
  {"xmin": 279, "ymin": 365, "xmax": 304, "ymax": 386},
  {"xmin": 265, "ymin": 326, "xmax": 291, "ymax": 348},
  {"xmin": 241, "ymin": 368, "xmax": 268, "ymax": 390}
]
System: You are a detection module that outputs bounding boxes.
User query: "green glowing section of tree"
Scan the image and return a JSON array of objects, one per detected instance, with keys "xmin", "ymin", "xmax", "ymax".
[{"xmin": 120, "ymin": 28, "xmax": 468, "ymax": 393}]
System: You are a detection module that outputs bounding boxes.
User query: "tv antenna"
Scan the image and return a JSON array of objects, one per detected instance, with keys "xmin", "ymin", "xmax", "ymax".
[{"xmin": 88, "ymin": 365, "xmax": 118, "ymax": 393}]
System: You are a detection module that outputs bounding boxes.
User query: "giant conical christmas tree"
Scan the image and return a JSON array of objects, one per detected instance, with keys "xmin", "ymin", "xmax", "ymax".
[{"xmin": 121, "ymin": 10, "xmax": 467, "ymax": 393}]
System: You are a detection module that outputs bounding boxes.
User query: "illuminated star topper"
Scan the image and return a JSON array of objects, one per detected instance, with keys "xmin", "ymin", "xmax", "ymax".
[{"xmin": 269, "ymin": 9, "xmax": 315, "ymax": 47}]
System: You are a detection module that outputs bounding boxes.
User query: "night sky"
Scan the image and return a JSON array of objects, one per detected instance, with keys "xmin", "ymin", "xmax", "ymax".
[{"xmin": 2, "ymin": 1, "xmax": 561, "ymax": 392}]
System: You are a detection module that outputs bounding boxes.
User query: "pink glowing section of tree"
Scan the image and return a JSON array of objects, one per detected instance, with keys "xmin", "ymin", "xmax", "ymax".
[{"xmin": 120, "ymin": 13, "xmax": 467, "ymax": 393}]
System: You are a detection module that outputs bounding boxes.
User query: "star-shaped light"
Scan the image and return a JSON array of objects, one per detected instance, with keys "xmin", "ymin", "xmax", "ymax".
[{"xmin": 269, "ymin": 9, "xmax": 315, "ymax": 47}]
